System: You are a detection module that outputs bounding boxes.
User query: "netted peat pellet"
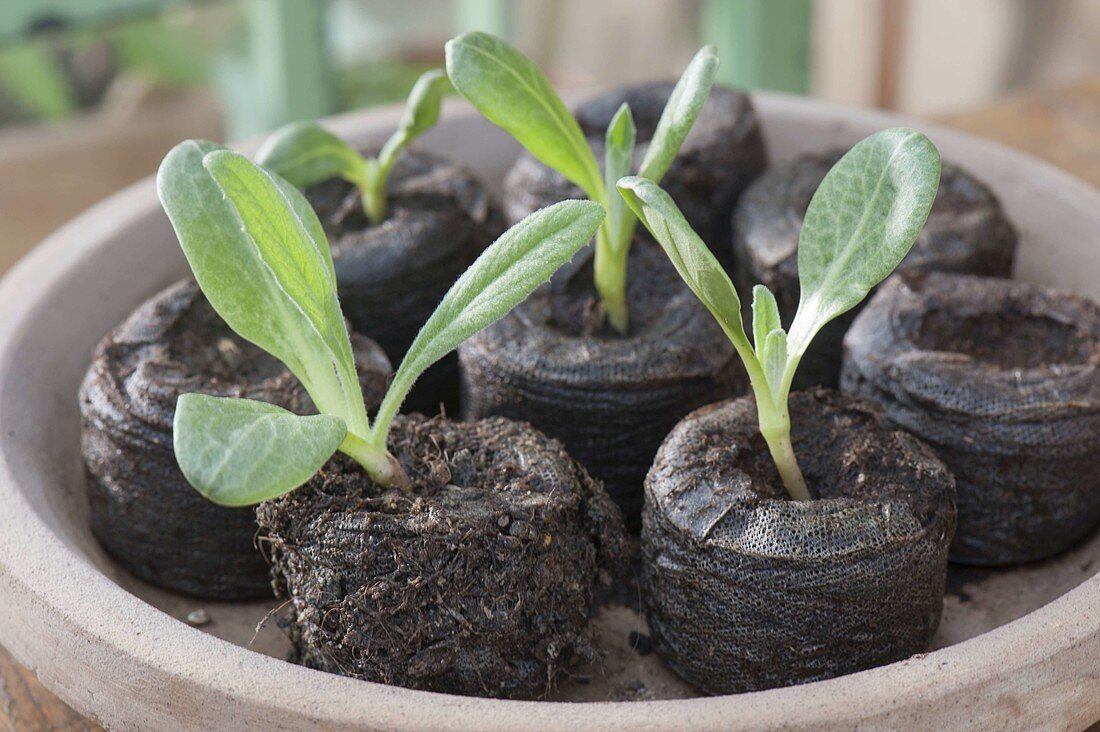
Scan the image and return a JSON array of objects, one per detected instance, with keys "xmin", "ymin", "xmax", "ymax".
[
  {"xmin": 459, "ymin": 241, "xmax": 745, "ymax": 529},
  {"xmin": 642, "ymin": 389, "xmax": 955, "ymax": 694},
  {"xmin": 257, "ymin": 415, "xmax": 626, "ymax": 699},
  {"xmin": 842, "ymin": 272, "xmax": 1100, "ymax": 565},
  {"xmin": 79, "ymin": 280, "xmax": 391, "ymax": 598}
]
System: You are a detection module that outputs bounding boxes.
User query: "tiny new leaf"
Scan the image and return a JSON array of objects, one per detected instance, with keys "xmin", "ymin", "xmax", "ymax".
[
  {"xmin": 751, "ymin": 284, "xmax": 782, "ymax": 356},
  {"xmin": 377, "ymin": 68, "xmax": 450, "ymax": 170},
  {"xmin": 603, "ymin": 103, "xmax": 636, "ymax": 255},
  {"xmin": 174, "ymin": 395, "xmax": 346, "ymax": 507}
]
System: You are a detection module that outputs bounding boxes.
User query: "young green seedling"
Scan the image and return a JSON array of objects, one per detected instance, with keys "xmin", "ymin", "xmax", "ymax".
[
  {"xmin": 255, "ymin": 68, "xmax": 450, "ymax": 225},
  {"xmin": 445, "ymin": 31, "xmax": 718, "ymax": 333},
  {"xmin": 157, "ymin": 139, "xmax": 604, "ymax": 505},
  {"xmin": 617, "ymin": 128, "xmax": 941, "ymax": 500}
]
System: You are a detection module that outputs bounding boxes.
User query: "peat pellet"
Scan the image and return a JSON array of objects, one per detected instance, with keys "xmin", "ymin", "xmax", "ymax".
[
  {"xmin": 256, "ymin": 414, "xmax": 626, "ymax": 699},
  {"xmin": 459, "ymin": 240, "xmax": 744, "ymax": 529},
  {"xmin": 504, "ymin": 83, "xmax": 767, "ymax": 272},
  {"xmin": 733, "ymin": 150, "xmax": 1017, "ymax": 388},
  {"xmin": 79, "ymin": 280, "xmax": 391, "ymax": 599},
  {"xmin": 841, "ymin": 272, "xmax": 1100, "ymax": 565},
  {"xmin": 642, "ymin": 389, "xmax": 955, "ymax": 694},
  {"xmin": 305, "ymin": 148, "xmax": 502, "ymax": 415}
]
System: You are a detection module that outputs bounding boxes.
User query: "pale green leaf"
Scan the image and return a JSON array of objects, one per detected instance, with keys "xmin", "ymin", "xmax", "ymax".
[
  {"xmin": 761, "ymin": 328, "xmax": 788, "ymax": 394},
  {"xmin": 638, "ymin": 45, "xmax": 719, "ymax": 183},
  {"xmin": 372, "ymin": 200, "xmax": 605, "ymax": 439},
  {"xmin": 174, "ymin": 394, "xmax": 345, "ymax": 506},
  {"xmin": 378, "ymin": 68, "xmax": 450, "ymax": 169},
  {"xmin": 445, "ymin": 31, "xmax": 604, "ymax": 201},
  {"xmin": 255, "ymin": 121, "xmax": 366, "ymax": 189},
  {"xmin": 604, "ymin": 103, "xmax": 637, "ymax": 254},
  {"xmin": 617, "ymin": 176, "xmax": 751, "ymax": 356},
  {"xmin": 157, "ymin": 142, "xmax": 369, "ymax": 436},
  {"xmin": 751, "ymin": 284, "xmax": 781, "ymax": 356},
  {"xmin": 788, "ymin": 128, "xmax": 940, "ymax": 355}
]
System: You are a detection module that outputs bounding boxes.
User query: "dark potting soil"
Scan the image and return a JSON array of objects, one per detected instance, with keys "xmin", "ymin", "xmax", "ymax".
[
  {"xmin": 642, "ymin": 388, "xmax": 956, "ymax": 694},
  {"xmin": 459, "ymin": 240, "xmax": 744, "ymax": 530},
  {"xmin": 304, "ymin": 148, "xmax": 502, "ymax": 415},
  {"xmin": 256, "ymin": 414, "xmax": 627, "ymax": 699},
  {"xmin": 841, "ymin": 272, "xmax": 1100, "ymax": 565},
  {"xmin": 79, "ymin": 280, "xmax": 391, "ymax": 599},
  {"xmin": 503, "ymin": 83, "xmax": 767, "ymax": 273},
  {"xmin": 733, "ymin": 150, "xmax": 1018, "ymax": 388}
]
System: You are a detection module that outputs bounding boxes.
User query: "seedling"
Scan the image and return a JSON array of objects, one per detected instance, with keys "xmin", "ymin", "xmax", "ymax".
[
  {"xmin": 445, "ymin": 31, "xmax": 717, "ymax": 333},
  {"xmin": 617, "ymin": 128, "xmax": 940, "ymax": 500},
  {"xmin": 255, "ymin": 69, "xmax": 450, "ymax": 225},
  {"xmin": 157, "ymin": 139, "xmax": 603, "ymax": 504}
]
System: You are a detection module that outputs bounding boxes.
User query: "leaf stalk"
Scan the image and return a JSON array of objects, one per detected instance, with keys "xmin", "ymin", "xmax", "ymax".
[
  {"xmin": 339, "ymin": 431, "xmax": 412, "ymax": 492},
  {"xmin": 594, "ymin": 223, "xmax": 629, "ymax": 333}
]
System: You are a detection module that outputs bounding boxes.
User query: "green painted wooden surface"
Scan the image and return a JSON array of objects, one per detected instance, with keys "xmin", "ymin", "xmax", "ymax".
[
  {"xmin": 454, "ymin": 0, "xmax": 511, "ymax": 37},
  {"xmin": 702, "ymin": 0, "xmax": 811, "ymax": 94},
  {"xmin": 220, "ymin": 0, "xmax": 334, "ymax": 139},
  {"xmin": 0, "ymin": 0, "xmax": 184, "ymax": 40}
]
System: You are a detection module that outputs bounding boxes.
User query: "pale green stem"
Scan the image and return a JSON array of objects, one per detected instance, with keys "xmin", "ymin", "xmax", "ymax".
[
  {"xmin": 367, "ymin": 366, "xmax": 416, "ymax": 453},
  {"xmin": 339, "ymin": 431, "xmax": 411, "ymax": 491},
  {"xmin": 757, "ymin": 400, "xmax": 811, "ymax": 501},
  {"xmin": 723, "ymin": 331, "xmax": 811, "ymax": 501},
  {"xmin": 594, "ymin": 222, "xmax": 629, "ymax": 333},
  {"xmin": 358, "ymin": 158, "xmax": 388, "ymax": 225}
]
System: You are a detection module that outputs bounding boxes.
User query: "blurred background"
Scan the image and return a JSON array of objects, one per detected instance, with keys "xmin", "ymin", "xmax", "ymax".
[{"xmin": 2, "ymin": 0, "xmax": 1100, "ymax": 273}]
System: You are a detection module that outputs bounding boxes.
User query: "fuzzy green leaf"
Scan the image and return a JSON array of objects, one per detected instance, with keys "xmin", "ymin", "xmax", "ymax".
[
  {"xmin": 174, "ymin": 395, "xmax": 345, "ymax": 506},
  {"xmin": 604, "ymin": 103, "xmax": 637, "ymax": 254},
  {"xmin": 788, "ymin": 128, "xmax": 941, "ymax": 355},
  {"xmin": 378, "ymin": 68, "xmax": 450, "ymax": 169},
  {"xmin": 255, "ymin": 121, "xmax": 366, "ymax": 189},
  {"xmin": 638, "ymin": 45, "xmax": 719, "ymax": 183},
  {"xmin": 761, "ymin": 328, "xmax": 788, "ymax": 394},
  {"xmin": 751, "ymin": 284, "xmax": 782, "ymax": 356},
  {"xmin": 372, "ymin": 200, "xmax": 605, "ymax": 439},
  {"xmin": 445, "ymin": 31, "xmax": 603, "ymax": 201},
  {"xmin": 157, "ymin": 142, "xmax": 369, "ymax": 437},
  {"xmin": 617, "ymin": 176, "xmax": 751, "ymax": 355}
]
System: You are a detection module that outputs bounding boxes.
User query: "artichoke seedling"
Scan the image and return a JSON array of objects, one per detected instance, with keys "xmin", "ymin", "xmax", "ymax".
[
  {"xmin": 157, "ymin": 139, "xmax": 603, "ymax": 503},
  {"xmin": 445, "ymin": 31, "xmax": 717, "ymax": 333},
  {"xmin": 618, "ymin": 128, "xmax": 941, "ymax": 500},
  {"xmin": 255, "ymin": 69, "xmax": 450, "ymax": 225}
]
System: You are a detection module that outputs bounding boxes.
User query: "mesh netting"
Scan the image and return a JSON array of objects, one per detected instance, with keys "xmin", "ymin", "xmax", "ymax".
[
  {"xmin": 841, "ymin": 272, "xmax": 1100, "ymax": 565},
  {"xmin": 459, "ymin": 240, "xmax": 745, "ymax": 529},
  {"xmin": 306, "ymin": 149, "xmax": 502, "ymax": 414},
  {"xmin": 79, "ymin": 280, "xmax": 391, "ymax": 598},
  {"xmin": 256, "ymin": 414, "xmax": 627, "ymax": 699},
  {"xmin": 641, "ymin": 389, "xmax": 955, "ymax": 694},
  {"xmin": 503, "ymin": 83, "xmax": 767, "ymax": 273},
  {"xmin": 733, "ymin": 150, "xmax": 1018, "ymax": 388}
]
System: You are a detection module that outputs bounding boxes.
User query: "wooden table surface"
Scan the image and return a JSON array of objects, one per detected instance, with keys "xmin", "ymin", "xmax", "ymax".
[{"xmin": 3, "ymin": 77, "xmax": 1100, "ymax": 731}]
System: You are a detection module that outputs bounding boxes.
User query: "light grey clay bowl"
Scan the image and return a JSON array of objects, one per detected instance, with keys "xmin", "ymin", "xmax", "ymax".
[{"xmin": 1, "ymin": 94, "xmax": 1098, "ymax": 731}]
